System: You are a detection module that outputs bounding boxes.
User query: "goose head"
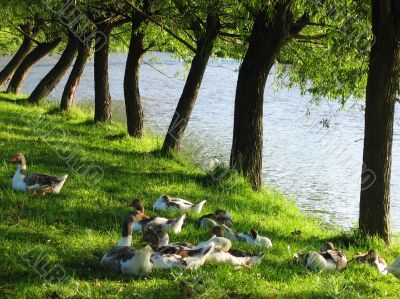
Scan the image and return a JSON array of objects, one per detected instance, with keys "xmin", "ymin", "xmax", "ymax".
[
  {"xmin": 294, "ymin": 252, "xmax": 308, "ymax": 265},
  {"xmin": 142, "ymin": 225, "xmax": 169, "ymax": 249},
  {"xmin": 250, "ymin": 229, "xmax": 259, "ymax": 240},
  {"xmin": 128, "ymin": 198, "xmax": 144, "ymax": 214},
  {"xmin": 122, "ymin": 211, "xmax": 149, "ymax": 237},
  {"xmin": 365, "ymin": 249, "xmax": 377, "ymax": 261},
  {"xmin": 10, "ymin": 153, "xmax": 26, "ymax": 166},
  {"xmin": 211, "ymin": 226, "xmax": 224, "ymax": 237},
  {"xmin": 215, "ymin": 209, "xmax": 232, "ymax": 220},
  {"xmin": 321, "ymin": 242, "xmax": 335, "ymax": 252},
  {"xmin": 214, "ymin": 209, "xmax": 233, "ymax": 226},
  {"xmin": 161, "ymin": 194, "xmax": 172, "ymax": 203}
]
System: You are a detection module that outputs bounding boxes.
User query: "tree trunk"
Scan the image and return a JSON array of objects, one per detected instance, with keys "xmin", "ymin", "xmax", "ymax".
[
  {"xmin": 7, "ymin": 38, "xmax": 61, "ymax": 94},
  {"xmin": 359, "ymin": 0, "xmax": 400, "ymax": 244},
  {"xmin": 161, "ymin": 15, "xmax": 220, "ymax": 153},
  {"xmin": 230, "ymin": 3, "xmax": 291, "ymax": 190},
  {"xmin": 60, "ymin": 37, "xmax": 91, "ymax": 111},
  {"xmin": 123, "ymin": 14, "xmax": 147, "ymax": 137},
  {"xmin": 94, "ymin": 24, "xmax": 112, "ymax": 122},
  {"xmin": 28, "ymin": 33, "xmax": 78, "ymax": 104},
  {"xmin": 0, "ymin": 24, "xmax": 38, "ymax": 89}
]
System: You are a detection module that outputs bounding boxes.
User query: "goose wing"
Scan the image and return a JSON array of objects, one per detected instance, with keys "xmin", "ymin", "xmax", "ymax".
[
  {"xmin": 323, "ymin": 250, "xmax": 347, "ymax": 269},
  {"xmin": 24, "ymin": 173, "xmax": 64, "ymax": 188}
]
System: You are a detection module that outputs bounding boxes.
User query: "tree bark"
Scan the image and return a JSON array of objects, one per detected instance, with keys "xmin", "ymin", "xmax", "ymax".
[
  {"xmin": 161, "ymin": 14, "xmax": 220, "ymax": 153},
  {"xmin": 0, "ymin": 24, "xmax": 39, "ymax": 89},
  {"xmin": 359, "ymin": 0, "xmax": 400, "ymax": 244},
  {"xmin": 230, "ymin": 3, "xmax": 292, "ymax": 190},
  {"xmin": 94, "ymin": 24, "xmax": 112, "ymax": 122},
  {"xmin": 60, "ymin": 37, "xmax": 91, "ymax": 111},
  {"xmin": 28, "ymin": 32, "xmax": 78, "ymax": 104},
  {"xmin": 123, "ymin": 14, "xmax": 147, "ymax": 137},
  {"xmin": 7, "ymin": 38, "xmax": 61, "ymax": 94}
]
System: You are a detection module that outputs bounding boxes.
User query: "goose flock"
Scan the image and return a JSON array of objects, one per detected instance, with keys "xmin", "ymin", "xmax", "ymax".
[{"xmin": 9, "ymin": 153, "xmax": 400, "ymax": 278}]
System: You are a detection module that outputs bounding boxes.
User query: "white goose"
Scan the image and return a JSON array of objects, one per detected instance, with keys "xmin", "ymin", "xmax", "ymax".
[
  {"xmin": 101, "ymin": 211, "xmax": 153, "ymax": 275},
  {"xmin": 128, "ymin": 199, "xmax": 186, "ymax": 234},
  {"xmin": 153, "ymin": 194, "xmax": 206, "ymax": 214},
  {"xmin": 354, "ymin": 249, "xmax": 387, "ymax": 275},
  {"xmin": 142, "ymin": 225, "xmax": 214, "ymax": 269},
  {"xmin": 11, "ymin": 153, "xmax": 68, "ymax": 194},
  {"xmin": 236, "ymin": 229, "xmax": 272, "ymax": 248},
  {"xmin": 294, "ymin": 242, "xmax": 347, "ymax": 271},
  {"xmin": 194, "ymin": 234, "xmax": 232, "ymax": 252},
  {"xmin": 143, "ymin": 226, "xmax": 263, "ymax": 267}
]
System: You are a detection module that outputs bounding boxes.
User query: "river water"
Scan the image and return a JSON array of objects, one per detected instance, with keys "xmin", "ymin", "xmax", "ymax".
[{"xmin": 1, "ymin": 52, "xmax": 399, "ymax": 231}]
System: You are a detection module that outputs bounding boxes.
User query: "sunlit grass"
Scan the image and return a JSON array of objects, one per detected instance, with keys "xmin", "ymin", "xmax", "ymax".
[{"xmin": 0, "ymin": 93, "xmax": 399, "ymax": 298}]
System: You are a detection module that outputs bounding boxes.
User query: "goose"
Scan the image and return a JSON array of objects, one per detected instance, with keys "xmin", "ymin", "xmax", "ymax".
[
  {"xmin": 294, "ymin": 242, "xmax": 347, "ymax": 271},
  {"xmin": 128, "ymin": 199, "xmax": 186, "ymax": 234},
  {"xmin": 101, "ymin": 211, "xmax": 153, "ymax": 275},
  {"xmin": 194, "ymin": 234, "xmax": 231, "ymax": 252},
  {"xmin": 387, "ymin": 257, "xmax": 400, "ymax": 278},
  {"xmin": 141, "ymin": 225, "xmax": 214, "ymax": 269},
  {"xmin": 353, "ymin": 249, "xmax": 387, "ymax": 275},
  {"xmin": 142, "ymin": 226, "xmax": 263, "ymax": 267},
  {"xmin": 153, "ymin": 194, "xmax": 206, "ymax": 214},
  {"xmin": 199, "ymin": 218, "xmax": 237, "ymax": 240},
  {"xmin": 10, "ymin": 153, "xmax": 68, "ymax": 194},
  {"xmin": 199, "ymin": 209, "xmax": 233, "ymax": 227},
  {"xmin": 236, "ymin": 229, "xmax": 273, "ymax": 248},
  {"xmin": 150, "ymin": 244, "xmax": 215, "ymax": 270}
]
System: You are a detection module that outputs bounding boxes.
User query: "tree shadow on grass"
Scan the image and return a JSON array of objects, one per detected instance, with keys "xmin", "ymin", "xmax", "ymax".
[{"xmin": 0, "ymin": 93, "xmax": 27, "ymax": 104}]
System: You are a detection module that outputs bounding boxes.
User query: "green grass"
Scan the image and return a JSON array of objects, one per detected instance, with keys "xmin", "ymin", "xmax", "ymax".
[{"xmin": 0, "ymin": 93, "xmax": 399, "ymax": 299}]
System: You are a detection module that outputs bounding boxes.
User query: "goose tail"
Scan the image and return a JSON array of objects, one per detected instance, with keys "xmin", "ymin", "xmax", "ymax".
[
  {"xmin": 184, "ymin": 242, "xmax": 215, "ymax": 269},
  {"xmin": 192, "ymin": 200, "xmax": 207, "ymax": 214},
  {"xmin": 170, "ymin": 214, "xmax": 186, "ymax": 234}
]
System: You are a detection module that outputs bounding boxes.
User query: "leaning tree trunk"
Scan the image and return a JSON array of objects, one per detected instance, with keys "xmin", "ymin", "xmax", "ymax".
[
  {"xmin": 0, "ymin": 24, "xmax": 38, "ymax": 89},
  {"xmin": 124, "ymin": 15, "xmax": 147, "ymax": 137},
  {"xmin": 7, "ymin": 38, "xmax": 61, "ymax": 94},
  {"xmin": 60, "ymin": 37, "xmax": 91, "ymax": 111},
  {"xmin": 359, "ymin": 0, "xmax": 400, "ymax": 244},
  {"xmin": 161, "ymin": 15, "xmax": 220, "ymax": 153},
  {"xmin": 28, "ymin": 33, "xmax": 78, "ymax": 104},
  {"xmin": 94, "ymin": 24, "xmax": 112, "ymax": 122},
  {"xmin": 230, "ymin": 4, "xmax": 291, "ymax": 190}
]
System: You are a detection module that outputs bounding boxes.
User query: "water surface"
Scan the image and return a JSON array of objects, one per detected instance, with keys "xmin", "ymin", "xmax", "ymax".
[{"xmin": 1, "ymin": 52, "xmax": 399, "ymax": 231}]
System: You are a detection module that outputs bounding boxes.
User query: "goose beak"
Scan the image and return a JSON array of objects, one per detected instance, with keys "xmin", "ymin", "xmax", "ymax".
[{"xmin": 141, "ymin": 214, "xmax": 150, "ymax": 220}]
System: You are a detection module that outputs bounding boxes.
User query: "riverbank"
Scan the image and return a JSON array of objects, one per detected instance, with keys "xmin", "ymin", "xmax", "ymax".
[{"xmin": 0, "ymin": 93, "xmax": 399, "ymax": 298}]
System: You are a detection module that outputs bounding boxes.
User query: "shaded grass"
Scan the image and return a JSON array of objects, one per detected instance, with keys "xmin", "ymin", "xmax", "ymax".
[{"xmin": 0, "ymin": 93, "xmax": 399, "ymax": 298}]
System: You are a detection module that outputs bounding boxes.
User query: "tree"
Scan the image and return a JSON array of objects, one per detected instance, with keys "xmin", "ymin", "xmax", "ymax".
[
  {"xmin": 123, "ymin": 1, "xmax": 151, "ymax": 138},
  {"xmin": 0, "ymin": 22, "xmax": 41, "ymax": 89},
  {"xmin": 80, "ymin": 1, "xmax": 127, "ymax": 122},
  {"xmin": 6, "ymin": 38, "xmax": 61, "ymax": 94},
  {"xmin": 230, "ymin": 0, "xmax": 310, "ymax": 189},
  {"xmin": 228, "ymin": 0, "xmax": 371, "ymax": 190},
  {"xmin": 359, "ymin": 0, "xmax": 400, "ymax": 244},
  {"xmin": 28, "ymin": 31, "xmax": 78, "ymax": 104},
  {"xmin": 60, "ymin": 33, "xmax": 92, "ymax": 111},
  {"xmin": 160, "ymin": 0, "xmax": 221, "ymax": 154}
]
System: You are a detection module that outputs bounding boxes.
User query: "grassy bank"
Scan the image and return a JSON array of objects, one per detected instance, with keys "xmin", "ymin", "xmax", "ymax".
[{"xmin": 0, "ymin": 93, "xmax": 399, "ymax": 298}]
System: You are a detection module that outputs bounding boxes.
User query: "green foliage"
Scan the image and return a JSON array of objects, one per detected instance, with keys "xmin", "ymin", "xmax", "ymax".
[{"xmin": 276, "ymin": 0, "xmax": 372, "ymax": 104}]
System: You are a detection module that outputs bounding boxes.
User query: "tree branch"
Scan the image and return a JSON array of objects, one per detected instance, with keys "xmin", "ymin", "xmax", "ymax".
[
  {"xmin": 290, "ymin": 12, "xmax": 310, "ymax": 36},
  {"xmin": 13, "ymin": 26, "xmax": 41, "ymax": 45},
  {"xmin": 124, "ymin": 0, "xmax": 196, "ymax": 53},
  {"xmin": 292, "ymin": 33, "xmax": 327, "ymax": 41}
]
